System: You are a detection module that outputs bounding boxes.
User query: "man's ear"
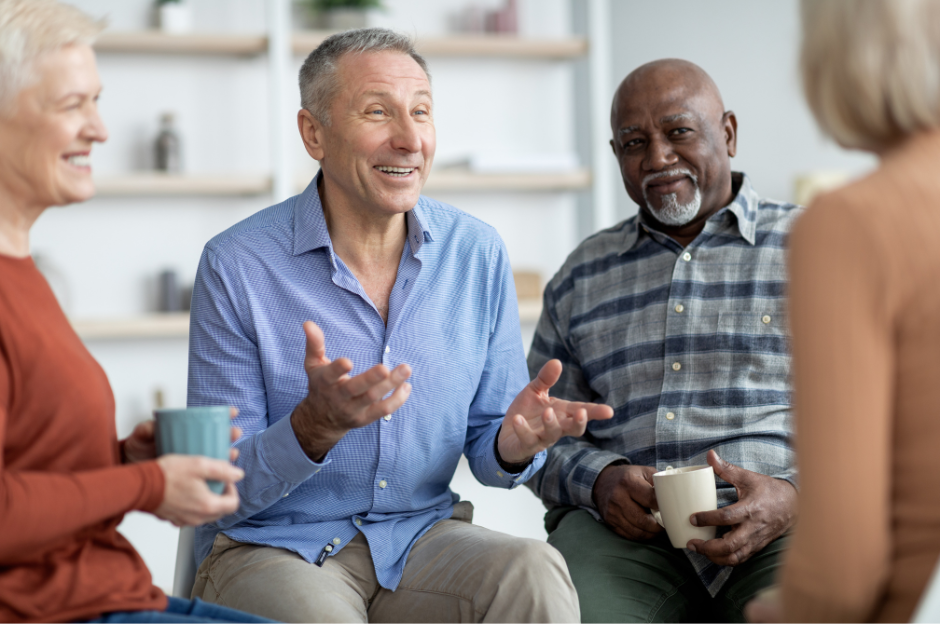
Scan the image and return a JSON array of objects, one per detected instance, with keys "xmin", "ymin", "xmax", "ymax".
[
  {"xmin": 298, "ymin": 109, "xmax": 326, "ymax": 161},
  {"xmin": 609, "ymin": 139, "xmax": 617, "ymax": 157},
  {"xmin": 722, "ymin": 110, "xmax": 738, "ymax": 158}
]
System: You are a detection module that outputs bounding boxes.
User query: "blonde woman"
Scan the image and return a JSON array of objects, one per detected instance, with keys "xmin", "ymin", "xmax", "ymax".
[
  {"xmin": 751, "ymin": 0, "xmax": 940, "ymax": 621},
  {"xmin": 0, "ymin": 1, "xmax": 273, "ymax": 621}
]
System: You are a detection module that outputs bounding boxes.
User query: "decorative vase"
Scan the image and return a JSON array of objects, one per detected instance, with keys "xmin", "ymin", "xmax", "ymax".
[{"xmin": 159, "ymin": 3, "xmax": 193, "ymax": 34}]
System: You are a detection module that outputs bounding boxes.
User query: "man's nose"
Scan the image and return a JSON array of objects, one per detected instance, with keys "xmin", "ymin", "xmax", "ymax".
[
  {"xmin": 642, "ymin": 135, "xmax": 677, "ymax": 171},
  {"xmin": 390, "ymin": 116, "xmax": 422, "ymax": 153}
]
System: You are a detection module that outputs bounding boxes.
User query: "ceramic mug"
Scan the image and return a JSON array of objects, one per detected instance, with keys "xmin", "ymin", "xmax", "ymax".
[
  {"xmin": 652, "ymin": 465, "xmax": 718, "ymax": 548},
  {"xmin": 154, "ymin": 406, "xmax": 230, "ymax": 494}
]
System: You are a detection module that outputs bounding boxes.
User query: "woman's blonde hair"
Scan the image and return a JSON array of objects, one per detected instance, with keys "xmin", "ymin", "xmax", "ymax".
[
  {"xmin": 800, "ymin": 0, "xmax": 940, "ymax": 151},
  {"xmin": 0, "ymin": 0, "xmax": 104, "ymax": 113}
]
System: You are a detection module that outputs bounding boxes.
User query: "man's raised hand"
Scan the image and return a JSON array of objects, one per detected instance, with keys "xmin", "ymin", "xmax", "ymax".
[
  {"xmin": 497, "ymin": 359, "xmax": 613, "ymax": 465},
  {"xmin": 291, "ymin": 321, "xmax": 412, "ymax": 462}
]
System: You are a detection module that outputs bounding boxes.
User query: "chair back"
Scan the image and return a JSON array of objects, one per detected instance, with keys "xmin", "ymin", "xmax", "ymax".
[{"xmin": 172, "ymin": 526, "xmax": 197, "ymax": 598}]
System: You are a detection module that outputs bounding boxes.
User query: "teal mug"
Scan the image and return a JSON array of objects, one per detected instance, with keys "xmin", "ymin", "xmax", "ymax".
[{"xmin": 154, "ymin": 406, "xmax": 230, "ymax": 494}]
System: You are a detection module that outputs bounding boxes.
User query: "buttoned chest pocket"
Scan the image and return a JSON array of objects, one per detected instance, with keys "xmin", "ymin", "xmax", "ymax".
[{"xmin": 714, "ymin": 306, "xmax": 791, "ymax": 383}]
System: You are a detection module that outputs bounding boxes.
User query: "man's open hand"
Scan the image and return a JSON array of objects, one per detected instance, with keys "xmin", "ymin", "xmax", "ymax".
[
  {"xmin": 497, "ymin": 359, "xmax": 613, "ymax": 465},
  {"xmin": 686, "ymin": 450, "xmax": 797, "ymax": 566},
  {"xmin": 592, "ymin": 463, "xmax": 664, "ymax": 540},
  {"xmin": 291, "ymin": 321, "xmax": 412, "ymax": 462}
]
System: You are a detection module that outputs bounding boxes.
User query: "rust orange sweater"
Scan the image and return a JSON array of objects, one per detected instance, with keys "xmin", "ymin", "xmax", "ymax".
[{"xmin": 0, "ymin": 254, "xmax": 167, "ymax": 622}]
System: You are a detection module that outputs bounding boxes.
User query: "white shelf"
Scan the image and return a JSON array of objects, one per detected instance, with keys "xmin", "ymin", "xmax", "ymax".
[
  {"xmin": 95, "ymin": 32, "xmax": 268, "ymax": 56},
  {"xmin": 94, "ymin": 31, "xmax": 588, "ymax": 60},
  {"xmin": 94, "ymin": 174, "xmax": 272, "ymax": 197},
  {"xmin": 71, "ymin": 300, "xmax": 542, "ymax": 340},
  {"xmin": 293, "ymin": 32, "xmax": 588, "ymax": 59}
]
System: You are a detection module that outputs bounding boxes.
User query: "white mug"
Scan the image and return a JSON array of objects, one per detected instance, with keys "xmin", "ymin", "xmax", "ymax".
[{"xmin": 652, "ymin": 465, "xmax": 718, "ymax": 548}]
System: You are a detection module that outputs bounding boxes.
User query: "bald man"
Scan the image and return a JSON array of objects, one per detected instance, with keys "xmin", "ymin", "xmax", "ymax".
[{"xmin": 526, "ymin": 59, "xmax": 801, "ymax": 622}]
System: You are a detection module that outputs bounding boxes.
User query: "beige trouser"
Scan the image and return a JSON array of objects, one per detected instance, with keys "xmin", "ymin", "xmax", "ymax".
[{"xmin": 192, "ymin": 502, "xmax": 580, "ymax": 623}]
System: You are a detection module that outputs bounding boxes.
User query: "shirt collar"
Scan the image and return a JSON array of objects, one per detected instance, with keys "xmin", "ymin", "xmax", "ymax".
[
  {"xmin": 293, "ymin": 171, "xmax": 433, "ymax": 257},
  {"xmin": 621, "ymin": 171, "xmax": 757, "ymax": 253}
]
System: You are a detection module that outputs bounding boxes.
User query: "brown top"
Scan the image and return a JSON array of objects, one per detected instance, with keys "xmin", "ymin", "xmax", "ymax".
[
  {"xmin": 781, "ymin": 130, "xmax": 940, "ymax": 622},
  {"xmin": 0, "ymin": 254, "xmax": 167, "ymax": 622}
]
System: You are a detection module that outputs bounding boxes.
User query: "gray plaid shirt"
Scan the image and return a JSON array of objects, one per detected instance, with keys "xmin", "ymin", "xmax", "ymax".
[{"xmin": 527, "ymin": 173, "xmax": 800, "ymax": 595}]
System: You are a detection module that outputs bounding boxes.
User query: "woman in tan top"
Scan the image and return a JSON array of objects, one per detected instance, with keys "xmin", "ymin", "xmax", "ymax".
[
  {"xmin": 751, "ymin": 0, "xmax": 940, "ymax": 621},
  {"xmin": 0, "ymin": 1, "xmax": 267, "ymax": 621}
]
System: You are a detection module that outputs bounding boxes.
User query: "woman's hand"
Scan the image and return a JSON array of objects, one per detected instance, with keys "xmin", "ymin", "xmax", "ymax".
[
  {"xmin": 122, "ymin": 407, "xmax": 243, "ymax": 464},
  {"xmin": 153, "ymin": 455, "xmax": 244, "ymax": 526}
]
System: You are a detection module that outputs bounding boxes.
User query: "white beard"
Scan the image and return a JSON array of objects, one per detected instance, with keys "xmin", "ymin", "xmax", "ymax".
[{"xmin": 649, "ymin": 186, "xmax": 702, "ymax": 226}]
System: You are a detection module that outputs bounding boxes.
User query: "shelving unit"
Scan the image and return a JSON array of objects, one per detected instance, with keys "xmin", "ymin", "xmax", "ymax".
[
  {"xmin": 96, "ymin": 31, "xmax": 588, "ymax": 60},
  {"xmin": 71, "ymin": 300, "xmax": 543, "ymax": 340}
]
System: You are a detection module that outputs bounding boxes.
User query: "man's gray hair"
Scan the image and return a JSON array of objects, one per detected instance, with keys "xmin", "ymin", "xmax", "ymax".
[
  {"xmin": 298, "ymin": 28, "xmax": 430, "ymax": 125},
  {"xmin": 0, "ymin": 0, "xmax": 104, "ymax": 115}
]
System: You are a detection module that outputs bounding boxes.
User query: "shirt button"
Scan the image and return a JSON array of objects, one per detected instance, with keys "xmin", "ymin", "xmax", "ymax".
[
  {"xmin": 496, "ymin": 471, "xmax": 504, "ymax": 478},
  {"xmin": 666, "ymin": 412, "xmax": 675, "ymax": 420},
  {"xmin": 762, "ymin": 315, "xmax": 772, "ymax": 324},
  {"xmin": 674, "ymin": 304, "xmax": 684, "ymax": 313},
  {"xmin": 682, "ymin": 252, "xmax": 692, "ymax": 262},
  {"xmin": 378, "ymin": 480, "xmax": 387, "ymax": 489},
  {"xmin": 385, "ymin": 345, "xmax": 390, "ymax": 353},
  {"xmin": 332, "ymin": 537, "xmax": 341, "ymax": 545},
  {"xmin": 383, "ymin": 414, "xmax": 392, "ymax": 421},
  {"xmin": 355, "ymin": 518, "xmax": 362, "ymax": 526},
  {"xmin": 282, "ymin": 493, "xmax": 289, "ymax": 498},
  {"xmin": 672, "ymin": 362, "xmax": 682, "ymax": 371}
]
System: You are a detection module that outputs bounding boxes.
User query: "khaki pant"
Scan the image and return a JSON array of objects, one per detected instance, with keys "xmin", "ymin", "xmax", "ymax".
[{"xmin": 192, "ymin": 502, "xmax": 580, "ymax": 623}]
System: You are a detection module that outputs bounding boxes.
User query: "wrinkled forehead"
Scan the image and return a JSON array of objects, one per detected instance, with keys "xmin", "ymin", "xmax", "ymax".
[
  {"xmin": 336, "ymin": 50, "xmax": 432, "ymax": 100},
  {"xmin": 611, "ymin": 77, "xmax": 720, "ymax": 132}
]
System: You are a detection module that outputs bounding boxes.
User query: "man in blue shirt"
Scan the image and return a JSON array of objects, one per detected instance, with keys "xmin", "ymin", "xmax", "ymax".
[{"xmin": 187, "ymin": 28, "xmax": 611, "ymax": 623}]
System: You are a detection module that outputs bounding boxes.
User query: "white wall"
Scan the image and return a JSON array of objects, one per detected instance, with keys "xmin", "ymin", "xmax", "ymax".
[{"xmin": 607, "ymin": 0, "xmax": 875, "ymax": 220}]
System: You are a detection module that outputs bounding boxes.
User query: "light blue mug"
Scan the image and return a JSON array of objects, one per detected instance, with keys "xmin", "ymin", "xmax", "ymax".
[{"xmin": 154, "ymin": 406, "xmax": 230, "ymax": 494}]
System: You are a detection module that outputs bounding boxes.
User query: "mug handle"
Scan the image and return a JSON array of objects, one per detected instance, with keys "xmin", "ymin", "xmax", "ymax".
[{"xmin": 651, "ymin": 509, "xmax": 664, "ymax": 527}]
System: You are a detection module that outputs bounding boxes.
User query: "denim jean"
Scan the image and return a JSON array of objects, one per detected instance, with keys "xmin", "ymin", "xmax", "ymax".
[{"xmin": 84, "ymin": 596, "xmax": 276, "ymax": 623}]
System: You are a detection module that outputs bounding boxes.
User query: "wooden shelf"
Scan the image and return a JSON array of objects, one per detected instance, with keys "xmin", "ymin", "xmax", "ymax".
[
  {"xmin": 424, "ymin": 168, "xmax": 591, "ymax": 192},
  {"xmin": 293, "ymin": 32, "xmax": 588, "ymax": 59},
  {"xmin": 95, "ymin": 32, "xmax": 268, "ymax": 56},
  {"xmin": 294, "ymin": 169, "xmax": 591, "ymax": 194},
  {"xmin": 94, "ymin": 31, "xmax": 587, "ymax": 60},
  {"xmin": 94, "ymin": 174, "xmax": 272, "ymax": 197},
  {"xmin": 72, "ymin": 301, "xmax": 542, "ymax": 340},
  {"xmin": 72, "ymin": 313, "xmax": 190, "ymax": 340},
  {"xmin": 518, "ymin": 298, "xmax": 543, "ymax": 323}
]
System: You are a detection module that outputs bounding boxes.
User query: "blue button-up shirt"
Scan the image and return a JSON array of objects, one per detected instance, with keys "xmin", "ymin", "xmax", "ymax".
[
  {"xmin": 187, "ymin": 176, "xmax": 543, "ymax": 590},
  {"xmin": 527, "ymin": 173, "xmax": 800, "ymax": 596}
]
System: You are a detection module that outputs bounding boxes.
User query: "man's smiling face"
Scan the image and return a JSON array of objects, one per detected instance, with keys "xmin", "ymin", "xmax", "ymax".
[
  {"xmin": 610, "ymin": 60, "xmax": 736, "ymax": 232},
  {"xmin": 315, "ymin": 50, "xmax": 435, "ymax": 217}
]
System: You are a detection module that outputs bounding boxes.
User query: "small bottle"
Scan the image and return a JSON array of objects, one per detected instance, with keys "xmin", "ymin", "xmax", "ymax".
[{"xmin": 155, "ymin": 112, "xmax": 181, "ymax": 173}]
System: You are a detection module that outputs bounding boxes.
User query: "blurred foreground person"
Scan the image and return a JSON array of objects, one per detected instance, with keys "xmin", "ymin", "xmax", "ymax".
[
  {"xmin": 0, "ymin": 1, "xmax": 268, "ymax": 622},
  {"xmin": 748, "ymin": 0, "xmax": 940, "ymax": 621}
]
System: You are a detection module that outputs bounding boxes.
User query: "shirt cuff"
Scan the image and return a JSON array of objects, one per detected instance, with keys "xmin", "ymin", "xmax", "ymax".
[
  {"xmin": 567, "ymin": 450, "xmax": 632, "ymax": 509},
  {"xmin": 259, "ymin": 414, "xmax": 330, "ymax": 484},
  {"xmin": 479, "ymin": 439, "xmax": 546, "ymax": 489}
]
